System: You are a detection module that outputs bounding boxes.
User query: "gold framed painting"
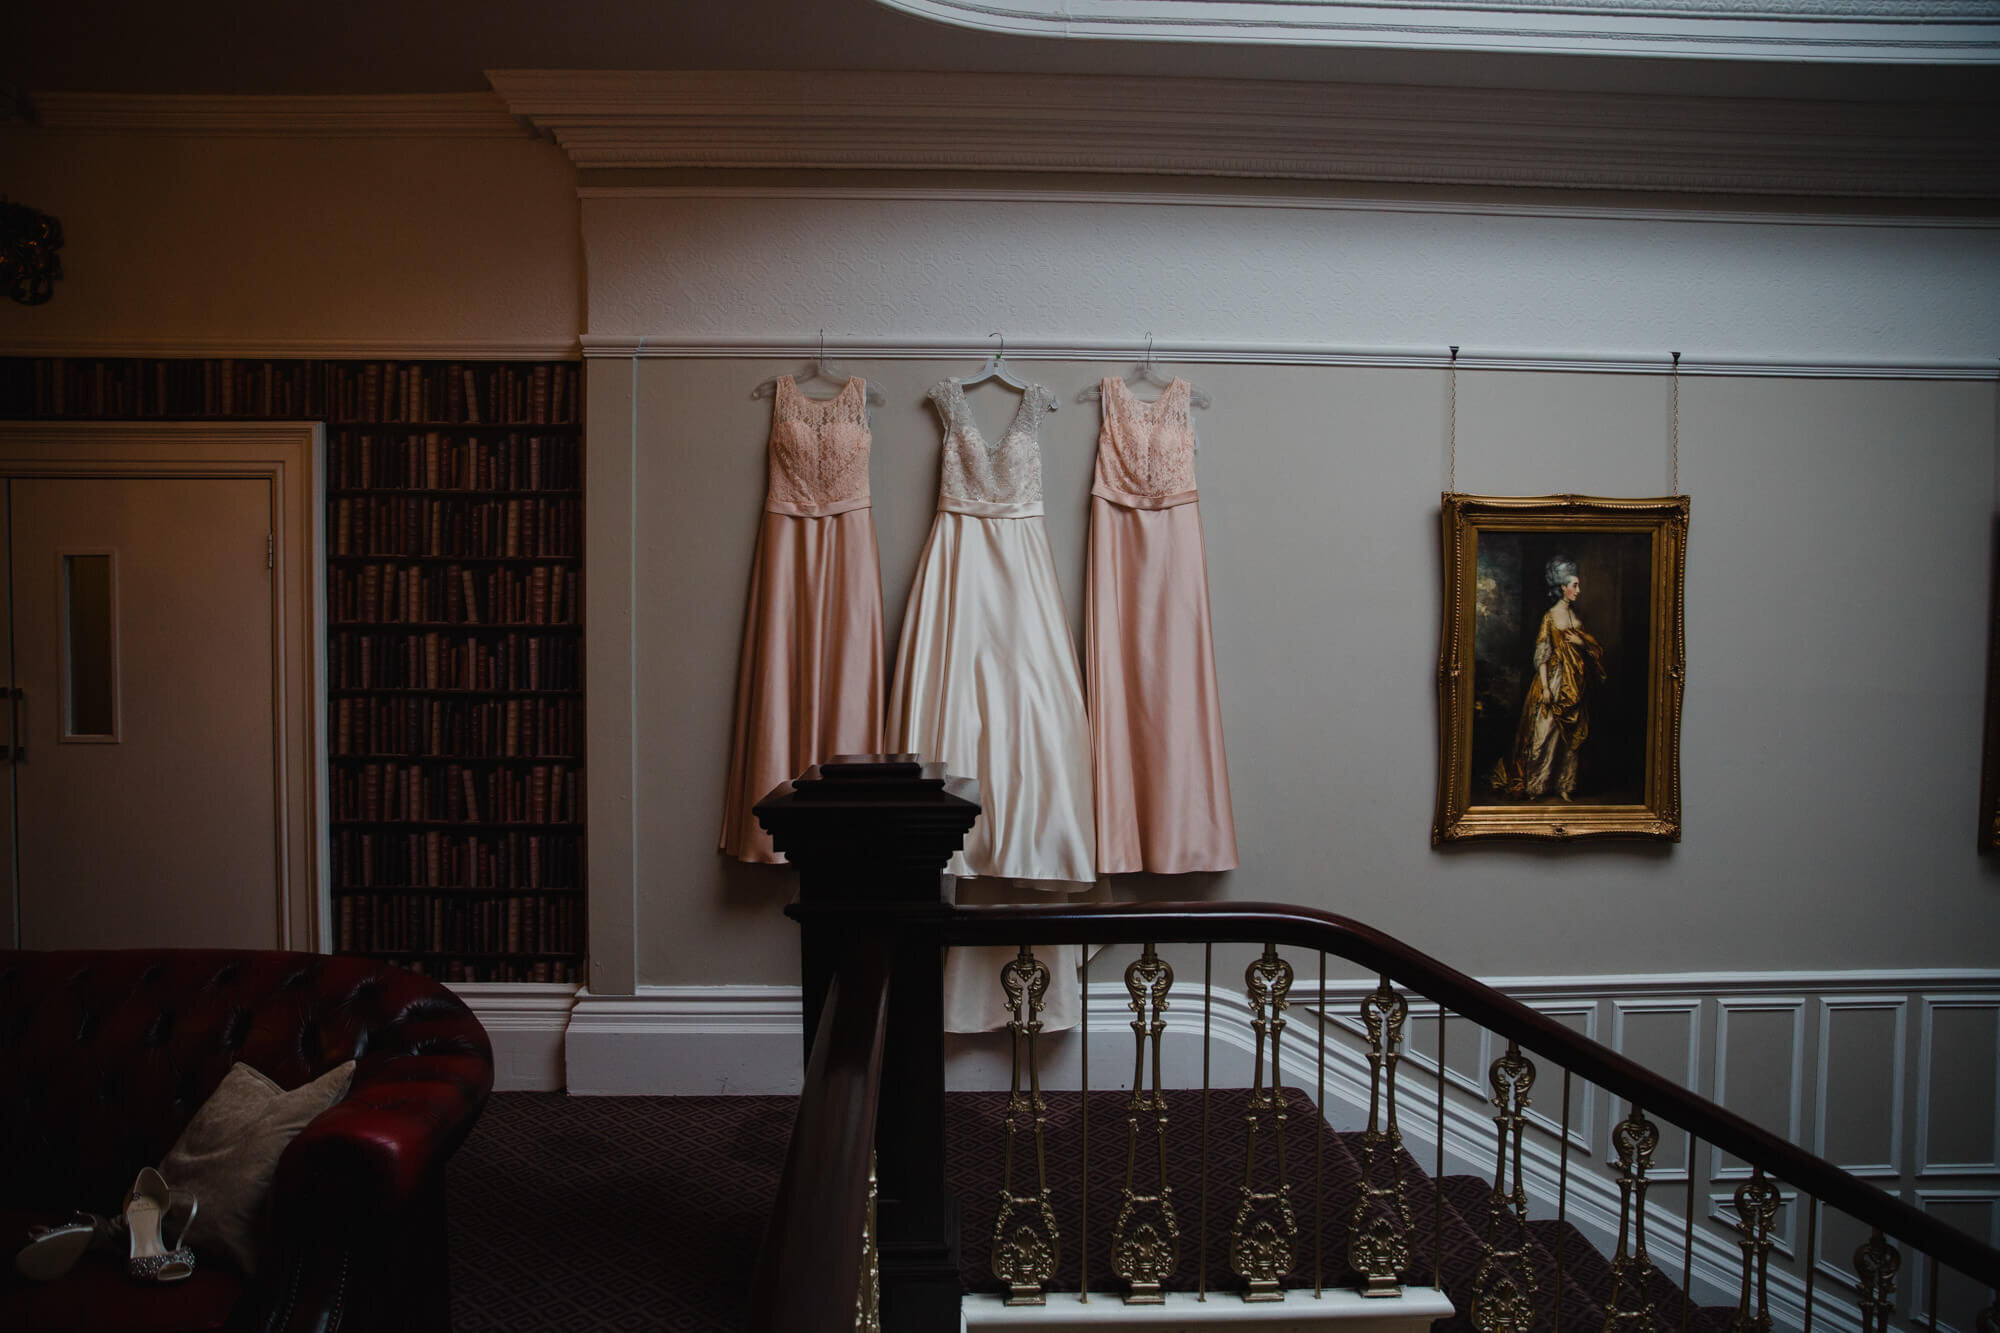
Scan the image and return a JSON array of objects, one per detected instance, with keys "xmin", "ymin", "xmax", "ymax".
[{"xmin": 1434, "ymin": 493, "xmax": 1689, "ymax": 844}]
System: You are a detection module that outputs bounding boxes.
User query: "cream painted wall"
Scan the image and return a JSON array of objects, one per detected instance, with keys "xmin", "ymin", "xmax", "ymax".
[
  {"xmin": 0, "ymin": 128, "xmax": 582, "ymax": 355},
  {"xmin": 608, "ymin": 354, "xmax": 1999, "ymax": 989},
  {"xmin": 582, "ymin": 187, "xmax": 2000, "ymax": 994}
]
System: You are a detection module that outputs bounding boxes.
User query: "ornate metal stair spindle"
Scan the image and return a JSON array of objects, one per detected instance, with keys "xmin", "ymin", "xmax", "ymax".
[
  {"xmin": 856, "ymin": 1149, "xmax": 881, "ymax": 1333},
  {"xmin": 1472, "ymin": 1041, "xmax": 1540, "ymax": 1333},
  {"xmin": 1604, "ymin": 1105, "xmax": 1662, "ymax": 1333},
  {"xmin": 1728, "ymin": 1169, "xmax": 1782, "ymax": 1333},
  {"xmin": 1854, "ymin": 1230, "xmax": 1899, "ymax": 1333},
  {"xmin": 1348, "ymin": 975, "xmax": 1414, "ymax": 1297},
  {"xmin": 1232, "ymin": 943, "xmax": 1299, "ymax": 1301},
  {"xmin": 1112, "ymin": 943, "xmax": 1181, "ymax": 1303},
  {"xmin": 992, "ymin": 945, "xmax": 1060, "ymax": 1305}
]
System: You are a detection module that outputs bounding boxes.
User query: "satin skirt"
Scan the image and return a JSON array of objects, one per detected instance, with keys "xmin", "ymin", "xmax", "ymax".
[
  {"xmin": 719, "ymin": 508, "xmax": 885, "ymax": 864},
  {"xmin": 888, "ymin": 509, "xmax": 1096, "ymax": 1031},
  {"xmin": 1086, "ymin": 496, "xmax": 1239, "ymax": 874}
]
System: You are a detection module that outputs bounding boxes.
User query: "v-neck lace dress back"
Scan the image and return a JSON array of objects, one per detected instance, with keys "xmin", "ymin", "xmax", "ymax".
[
  {"xmin": 1087, "ymin": 377, "xmax": 1238, "ymax": 873},
  {"xmin": 889, "ymin": 377, "xmax": 1096, "ymax": 1032},
  {"xmin": 720, "ymin": 376, "xmax": 886, "ymax": 864}
]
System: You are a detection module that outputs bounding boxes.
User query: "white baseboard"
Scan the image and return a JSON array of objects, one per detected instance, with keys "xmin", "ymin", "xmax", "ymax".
[
  {"xmin": 562, "ymin": 985, "xmax": 804, "ymax": 1095},
  {"xmin": 450, "ymin": 981, "xmax": 576, "ymax": 1092}
]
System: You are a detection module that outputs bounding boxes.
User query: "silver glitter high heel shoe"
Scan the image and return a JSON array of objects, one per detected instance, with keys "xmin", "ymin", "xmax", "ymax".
[
  {"xmin": 15, "ymin": 1218, "xmax": 95, "ymax": 1282},
  {"xmin": 123, "ymin": 1167, "xmax": 196, "ymax": 1283}
]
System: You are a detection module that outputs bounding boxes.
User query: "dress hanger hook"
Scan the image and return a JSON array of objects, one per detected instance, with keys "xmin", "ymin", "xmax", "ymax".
[
  {"xmin": 818, "ymin": 328, "xmax": 826, "ymax": 365},
  {"xmin": 989, "ymin": 332, "xmax": 1005, "ymax": 362},
  {"xmin": 1144, "ymin": 332, "xmax": 1154, "ymax": 370}
]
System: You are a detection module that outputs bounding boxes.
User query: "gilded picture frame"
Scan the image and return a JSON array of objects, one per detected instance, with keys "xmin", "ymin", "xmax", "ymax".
[{"xmin": 1434, "ymin": 493, "xmax": 1689, "ymax": 844}]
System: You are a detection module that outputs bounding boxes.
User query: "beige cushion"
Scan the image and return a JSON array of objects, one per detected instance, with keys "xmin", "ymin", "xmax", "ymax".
[{"xmin": 158, "ymin": 1060, "xmax": 355, "ymax": 1276}]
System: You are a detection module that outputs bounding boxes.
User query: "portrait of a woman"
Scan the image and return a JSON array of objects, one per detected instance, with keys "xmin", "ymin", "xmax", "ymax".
[{"xmin": 1493, "ymin": 556, "xmax": 1605, "ymax": 801}]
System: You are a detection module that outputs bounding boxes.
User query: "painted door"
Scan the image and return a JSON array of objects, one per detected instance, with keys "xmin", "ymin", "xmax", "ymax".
[{"xmin": 6, "ymin": 476, "xmax": 283, "ymax": 949}]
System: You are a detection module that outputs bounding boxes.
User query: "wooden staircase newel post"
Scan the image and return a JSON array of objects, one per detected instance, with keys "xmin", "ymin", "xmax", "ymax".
[{"xmin": 756, "ymin": 754, "xmax": 982, "ymax": 1333}]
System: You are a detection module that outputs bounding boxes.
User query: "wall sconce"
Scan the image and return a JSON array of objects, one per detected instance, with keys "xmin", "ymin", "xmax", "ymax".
[{"xmin": 0, "ymin": 198, "xmax": 63, "ymax": 305}]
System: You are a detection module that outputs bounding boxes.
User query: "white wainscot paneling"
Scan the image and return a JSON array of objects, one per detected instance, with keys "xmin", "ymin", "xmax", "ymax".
[
  {"xmin": 1912, "ymin": 1191, "xmax": 2000, "ymax": 1333},
  {"xmin": 1918, "ymin": 996, "xmax": 2000, "ymax": 1177},
  {"xmin": 1815, "ymin": 996, "xmax": 1908, "ymax": 1179},
  {"xmin": 1611, "ymin": 997, "xmax": 1703, "ymax": 1183},
  {"xmin": 1711, "ymin": 997, "xmax": 1807, "ymax": 1182}
]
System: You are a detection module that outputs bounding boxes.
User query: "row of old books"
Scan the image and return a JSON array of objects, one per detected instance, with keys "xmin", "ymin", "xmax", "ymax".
[
  {"xmin": 330, "ymin": 629, "xmax": 579, "ymax": 692},
  {"xmin": 334, "ymin": 761, "xmax": 580, "ymax": 825},
  {"xmin": 334, "ymin": 695, "xmax": 580, "ymax": 760},
  {"xmin": 332, "ymin": 495, "xmax": 580, "ymax": 559},
  {"xmin": 335, "ymin": 891, "xmax": 582, "ymax": 957},
  {"xmin": 7, "ymin": 357, "xmax": 314, "ymax": 419},
  {"xmin": 2, "ymin": 359, "xmax": 583, "ymax": 427},
  {"xmin": 328, "ymin": 430, "xmax": 580, "ymax": 490},
  {"xmin": 326, "ymin": 362, "xmax": 578, "ymax": 427},
  {"xmin": 334, "ymin": 829, "xmax": 580, "ymax": 891},
  {"xmin": 330, "ymin": 562, "xmax": 578, "ymax": 626}
]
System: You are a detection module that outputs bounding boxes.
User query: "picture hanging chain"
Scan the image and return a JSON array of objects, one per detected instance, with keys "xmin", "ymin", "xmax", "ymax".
[
  {"xmin": 1670, "ymin": 350, "xmax": 1681, "ymax": 495},
  {"xmin": 1448, "ymin": 345, "xmax": 1460, "ymax": 494}
]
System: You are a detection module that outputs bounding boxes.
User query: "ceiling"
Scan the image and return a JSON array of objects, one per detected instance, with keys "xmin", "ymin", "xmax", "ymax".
[{"xmin": 9, "ymin": 0, "xmax": 2000, "ymax": 102}]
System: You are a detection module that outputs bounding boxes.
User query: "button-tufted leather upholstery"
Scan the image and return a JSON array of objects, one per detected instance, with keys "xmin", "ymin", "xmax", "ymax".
[{"xmin": 0, "ymin": 950, "xmax": 492, "ymax": 1333}]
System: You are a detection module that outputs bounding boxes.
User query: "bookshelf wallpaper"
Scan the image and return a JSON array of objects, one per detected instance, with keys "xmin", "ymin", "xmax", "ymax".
[{"xmin": 0, "ymin": 356, "xmax": 585, "ymax": 984}]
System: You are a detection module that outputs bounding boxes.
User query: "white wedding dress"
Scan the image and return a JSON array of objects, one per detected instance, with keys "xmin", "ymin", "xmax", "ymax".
[{"xmin": 888, "ymin": 377, "xmax": 1097, "ymax": 1032}]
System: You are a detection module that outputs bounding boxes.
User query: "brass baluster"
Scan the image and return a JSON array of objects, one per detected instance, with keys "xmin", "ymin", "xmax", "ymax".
[
  {"xmin": 1682, "ymin": 1144, "xmax": 1697, "ymax": 1333},
  {"xmin": 1727, "ymin": 1169, "xmax": 1781, "ymax": 1333},
  {"xmin": 1349, "ymin": 975, "xmax": 1414, "ymax": 1297},
  {"xmin": 1556, "ymin": 1070, "xmax": 1572, "ymax": 1333},
  {"xmin": 1472, "ymin": 1042, "xmax": 1539, "ymax": 1333},
  {"xmin": 1603, "ymin": 1106, "xmax": 1661, "ymax": 1333},
  {"xmin": 1200, "ymin": 942, "xmax": 1212, "ymax": 1301},
  {"xmin": 1801, "ymin": 1198, "xmax": 1819, "ymax": 1333},
  {"xmin": 1112, "ymin": 943, "xmax": 1179, "ymax": 1303},
  {"xmin": 1854, "ymin": 1230, "xmax": 1899, "ymax": 1333},
  {"xmin": 855, "ymin": 1149, "xmax": 881, "ymax": 1333},
  {"xmin": 992, "ymin": 945, "xmax": 1060, "ymax": 1304},
  {"xmin": 1315, "ymin": 949, "xmax": 1326, "ymax": 1299},
  {"xmin": 1081, "ymin": 949, "xmax": 1090, "ymax": 1303},
  {"xmin": 1232, "ymin": 943, "xmax": 1298, "ymax": 1300}
]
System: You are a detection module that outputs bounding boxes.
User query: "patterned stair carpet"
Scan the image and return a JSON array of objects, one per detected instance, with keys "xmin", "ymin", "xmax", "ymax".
[{"xmin": 446, "ymin": 1091, "xmax": 1728, "ymax": 1331}]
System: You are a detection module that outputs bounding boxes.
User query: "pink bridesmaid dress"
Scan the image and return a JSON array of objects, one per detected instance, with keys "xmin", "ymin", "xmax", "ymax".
[
  {"xmin": 719, "ymin": 376, "xmax": 885, "ymax": 863},
  {"xmin": 1086, "ymin": 377, "xmax": 1238, "ymax": 873}
]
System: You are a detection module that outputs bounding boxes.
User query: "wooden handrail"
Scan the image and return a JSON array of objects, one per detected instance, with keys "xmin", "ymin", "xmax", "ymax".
[
  {"xmin": 746, "ymin": 938, "xmax": 892, "ymax": 1333},
  {"xmin": 902, "ymin": 898, "xmax": 2000, "ymax": 1291}
]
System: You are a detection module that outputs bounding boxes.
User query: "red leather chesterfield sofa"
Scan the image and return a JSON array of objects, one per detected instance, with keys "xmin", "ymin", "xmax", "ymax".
[{"xmin": 0, "ymin": 949, "xmax": 493, "ymax": 1333}]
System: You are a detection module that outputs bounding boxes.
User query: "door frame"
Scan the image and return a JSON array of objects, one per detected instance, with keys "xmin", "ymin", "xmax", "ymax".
[{"xmin": 0, "ymin": 422, "xmax": 325, "ymax": 953}]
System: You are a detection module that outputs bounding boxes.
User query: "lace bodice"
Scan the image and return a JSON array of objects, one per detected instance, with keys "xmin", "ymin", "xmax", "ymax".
[
  {"xmin": 928, "ymin": 378, "xmax": 1056, "ymax": 518},
  {"xmin": 765, "ymin": 376, "xmax": 872, "ymax": 517},
  {"xmin": 1092, "ymin": 377, "xmax": 1198, "ymax": 510}
]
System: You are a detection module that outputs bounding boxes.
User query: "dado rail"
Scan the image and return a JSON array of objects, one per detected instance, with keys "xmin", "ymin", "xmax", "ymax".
[{"xmin": 745, "ymin": 759, "xmax": 2000, "ymax": 1333}]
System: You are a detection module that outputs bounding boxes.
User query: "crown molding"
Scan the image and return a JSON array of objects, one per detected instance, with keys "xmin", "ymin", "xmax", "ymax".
[
  {"xmin": 489, "ymin": 69, "xmax": 2000, "ymax": 198},
  {"xmin": 578, "ymin": 181, "xmax": 2000, "ymax": 228},
  {"xmin": 872, "ymin": 0, "xmax": 2000, "ymax": 64},
  {"xmin": 27, "ymin": 92, "xmax": 530, "ymax": 137}
]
